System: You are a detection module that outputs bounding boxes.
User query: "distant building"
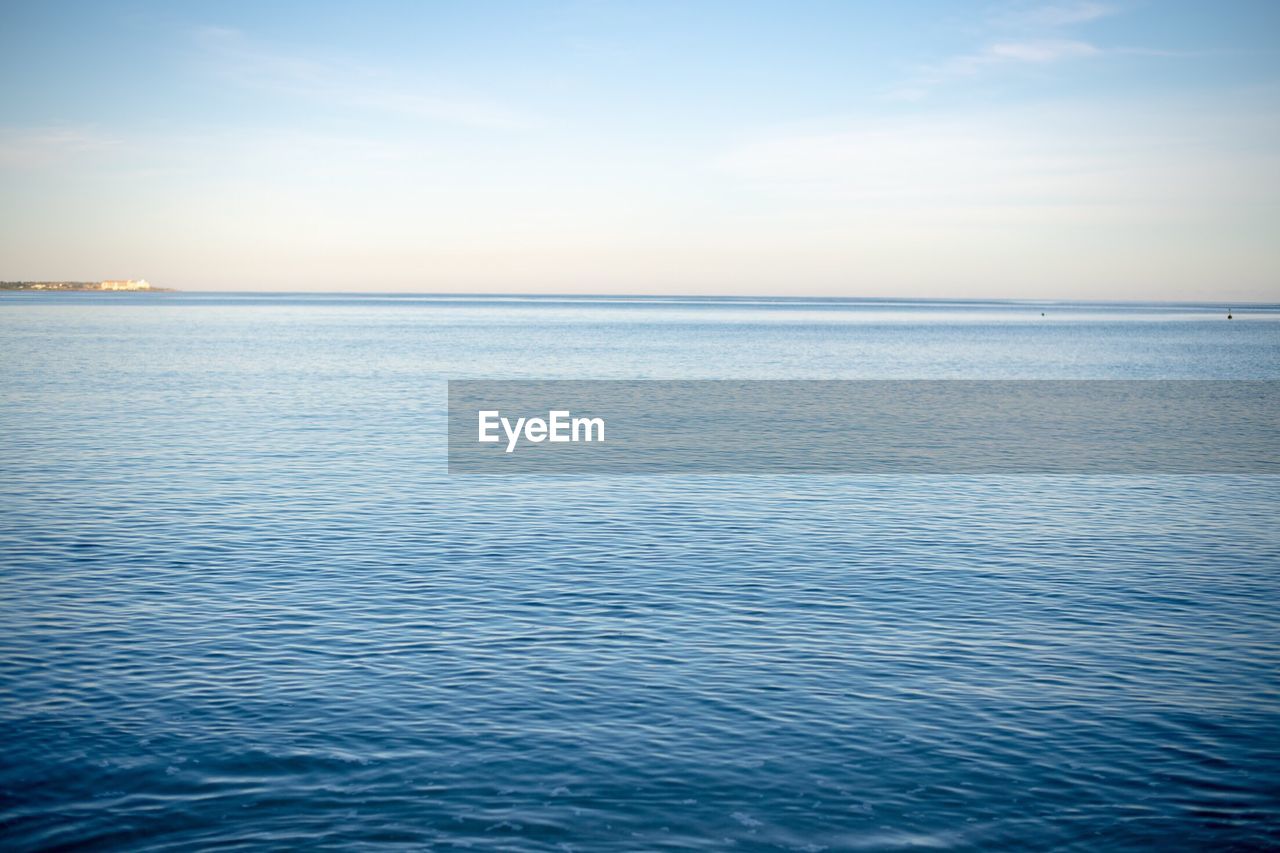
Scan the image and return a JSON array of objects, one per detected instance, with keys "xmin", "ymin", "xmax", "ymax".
[{"xmin": 100, "ymin": 279, "xmax": 151, "ymax": 291}]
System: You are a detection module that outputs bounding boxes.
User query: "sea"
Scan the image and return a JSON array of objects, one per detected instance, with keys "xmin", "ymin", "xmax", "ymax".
[{"xmin": 1, "ymin": 293, "xmax": 1278, "ymax": 851}]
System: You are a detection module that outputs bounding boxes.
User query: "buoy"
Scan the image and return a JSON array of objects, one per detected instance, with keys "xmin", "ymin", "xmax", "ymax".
[{"xmin": 1228, "ymin": 309, "xmax": 1233, "ymax": 320}]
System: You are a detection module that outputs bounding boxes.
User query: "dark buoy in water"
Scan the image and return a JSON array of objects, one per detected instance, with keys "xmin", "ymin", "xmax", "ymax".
[{"xmin": 1228, "ymin": 309, "xmax": 1233, "ymax": 319}]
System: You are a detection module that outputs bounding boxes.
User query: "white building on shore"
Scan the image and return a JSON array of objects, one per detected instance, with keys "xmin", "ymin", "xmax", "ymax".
[{"xmin": 100, "ymin": 279, "xmax": 150, "ymax": 291}]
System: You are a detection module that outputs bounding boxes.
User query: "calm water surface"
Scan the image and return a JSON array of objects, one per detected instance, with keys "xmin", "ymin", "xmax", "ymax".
[{"xmin": 1, "ymin": 294, "xmax": 1278, "ymax": 850}]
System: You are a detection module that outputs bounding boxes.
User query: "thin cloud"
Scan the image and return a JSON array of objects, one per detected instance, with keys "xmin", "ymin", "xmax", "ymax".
[
  {"xmin": 888, "ymin": 39, "xmax": 1100, "ymax": 99},
  {"xmin": 888, "ymin": 3, "xmax": 1126, "ymax": 98},
  {"xmin": 933, "ymin": 38, "xmax": 1101, "ymax": 79},
  {"xmin": 194, "ymin": 27, "xmax": 537, "ymax": 131},
  {"xmin": 996, "ymin": 2, "xmax": 1117, "ymax": 29},
  {"xmin": 986, "ymin": 40, "xmax": 1100, "ymax": 62}
]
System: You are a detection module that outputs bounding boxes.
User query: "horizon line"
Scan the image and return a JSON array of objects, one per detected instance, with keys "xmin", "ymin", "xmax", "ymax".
[{"xmin": 6, "ymin": 288, "xmax": 1277, "ymax": 308}]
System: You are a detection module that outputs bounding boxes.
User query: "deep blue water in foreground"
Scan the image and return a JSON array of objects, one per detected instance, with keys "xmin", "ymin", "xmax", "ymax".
[{"xmin": 1, "ymin": 294, "xmax": 1278, "ymax": 851}]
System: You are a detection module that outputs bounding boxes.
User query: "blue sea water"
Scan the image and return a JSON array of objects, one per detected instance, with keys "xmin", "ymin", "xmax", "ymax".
[{"xmin": 1, "ymin": 293, "xmax": 1278, "ymax": 851}]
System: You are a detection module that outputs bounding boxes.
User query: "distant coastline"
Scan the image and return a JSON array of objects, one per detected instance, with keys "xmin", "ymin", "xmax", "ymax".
[{"xmin": 1, "ymin": 280, "xmax": 174, "ymax": 292}]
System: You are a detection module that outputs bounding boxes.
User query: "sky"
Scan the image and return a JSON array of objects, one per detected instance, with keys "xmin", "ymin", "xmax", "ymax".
[{"xmin": 1, "ymin": 0, "xmax": 1278, "ymax": 299}]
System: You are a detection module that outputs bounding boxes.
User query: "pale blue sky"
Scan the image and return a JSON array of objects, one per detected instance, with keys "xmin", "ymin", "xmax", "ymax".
[{"xmin": 2, "ymin": 1, "xmax": 1277, "ymax": 298}]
